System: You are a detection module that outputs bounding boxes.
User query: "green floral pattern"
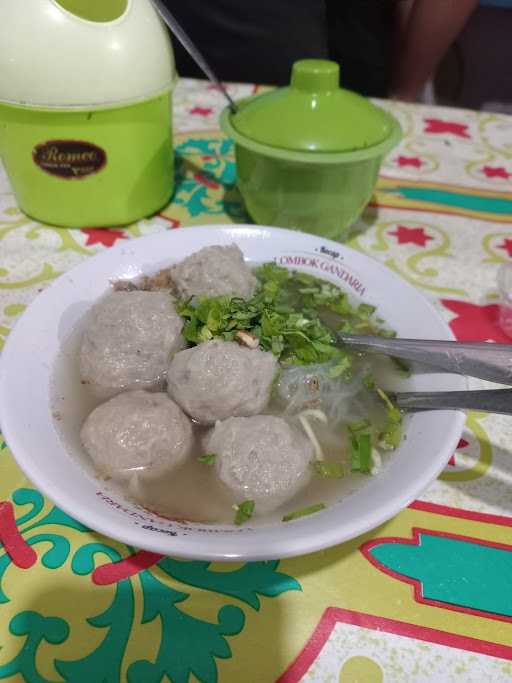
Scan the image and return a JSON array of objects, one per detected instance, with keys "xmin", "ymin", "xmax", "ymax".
[{"xmin": 0, "ymin": 486, "xmax": 299, "ymax": 682}]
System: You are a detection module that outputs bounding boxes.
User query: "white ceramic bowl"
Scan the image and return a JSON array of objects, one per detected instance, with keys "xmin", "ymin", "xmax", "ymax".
[{"xmin": 0, "ymin": 225, "xmax": 465, "ymax": 561}]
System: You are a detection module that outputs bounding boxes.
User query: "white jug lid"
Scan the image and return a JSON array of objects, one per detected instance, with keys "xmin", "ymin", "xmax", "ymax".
[{"xmin": 0, "ymin": 0, "xmax": 177, "ymax": 109}]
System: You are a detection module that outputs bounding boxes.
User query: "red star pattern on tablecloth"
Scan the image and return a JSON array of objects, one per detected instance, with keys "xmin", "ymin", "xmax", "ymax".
[
  {"xmin": 194, "ymin": 172, "xmax": 220, "ymax": 189},
  {"xmin": 396, "ymin": 155, "xmax": 423, "ymax": 168},
  {"xmin": 448, "ymin": 438, "xmax": 469, "ymax": 466},
  {"xmin": 81, "ymin": 228, "xmax": 127, "ymax": 247},
  {"xmin": 388, "ymin": 225, "xmax": 434, "ymax": 247},
  {"xmin": 189, "ymin": 106, "xmax": 213, "ymax": 116},
  {"xmin": 441, "ymin": 299, "xmax": 512, "ymax": 343},
  {"xmin": 157, "ymin": 214, "xmax": 181, "ymax": 229},
  {"xmin": 424, "ymin": 118, "xmax": 470, "ymax": 138},
  {"xmin": 481, "ymin": 165, "xmax": 512, "ymax": 180},
  {"xmin": 497, "ymin": 239, "xmax": 512, "ymax": 258}
]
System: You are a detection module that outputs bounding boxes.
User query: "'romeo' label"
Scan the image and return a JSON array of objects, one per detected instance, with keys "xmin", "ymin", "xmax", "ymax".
[{"xmin": 33, "ymin": 140, "xmax": 107, "ymax": 179}]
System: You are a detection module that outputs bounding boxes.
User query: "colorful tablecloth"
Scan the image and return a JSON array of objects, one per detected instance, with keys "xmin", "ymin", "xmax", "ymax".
[{"xmin": 1, "ymin": 79, "xmax": 512, "ymax": 683}]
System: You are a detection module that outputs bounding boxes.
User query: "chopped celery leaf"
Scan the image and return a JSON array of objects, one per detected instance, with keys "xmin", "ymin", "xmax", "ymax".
[{"xmin": 176, "ymin": 263, "xmax": 393, "ymax": 367}]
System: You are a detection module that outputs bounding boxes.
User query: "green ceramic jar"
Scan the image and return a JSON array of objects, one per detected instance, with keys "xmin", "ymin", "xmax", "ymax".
[{"xmin": 221, "ymin": 59, "xmax": 402, "ymax": 241}]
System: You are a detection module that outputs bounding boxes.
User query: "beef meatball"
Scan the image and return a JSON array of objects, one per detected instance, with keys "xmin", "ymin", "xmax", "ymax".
[
  {"xmin": 167, "ymin": 340, "xmax": 278, "ymax": 423},
  {"xmin": 207, "ymin": 415, "xmax": 313, "ymax": 512},
  {"xmin": 81, "ymin": 390, "xmax": 193, "ymax": 479},
  {"xmin": 170, "ymin": 244, "xmax": 257, "ymax": 299},
  {"xmin": 80, "ymin": 291, "xmax": 184, "ymax": 398}
]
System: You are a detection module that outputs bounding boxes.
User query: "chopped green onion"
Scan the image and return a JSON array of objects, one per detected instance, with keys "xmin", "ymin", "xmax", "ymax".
[
  {"xmin": 379, "ymin": 422, "xmax": 403, "ymax": 450},
  {"xmin": 363, "ymin": 374, "xmax": 376, "ymax": 390},
  {"xmin": 312, "ymin": 461, "xmax": 344, "ymax": 478},
  {"xmin": 376, "ymin": 388, "xmax": 402, "ymax": 423},
  {"xmin": 350, "ymin": 433, "xmax": 372, "ymax": 473},
  {"xmin": 234, "ymin": 500, "xmax": 255, "ymax": 525},
  {"xmin": 348, "ymin": 419, "xmax": 371, "ymax": 434},
  {"xmin": 391, "ymin": 356, "xmax": 411, "ymax": 377},
  {"xmin": 282, "ymin": 503, "xmax": 326, "ymax": 522},
  {"xmin": 375, "ymin": 387, "xmax": 403, "ymax": 450},
  {"xmin": 198, "ymin": 453, "xmax": 217, "ymax": 465},
  {"xmin": 376, "ymin": 387, "xmax": 394, "ymax": 410}
]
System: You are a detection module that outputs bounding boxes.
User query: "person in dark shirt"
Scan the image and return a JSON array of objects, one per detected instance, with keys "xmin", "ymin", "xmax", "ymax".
[{"xmin": 163, "ymin": 0, "xmax": 478, "ymax": 100}]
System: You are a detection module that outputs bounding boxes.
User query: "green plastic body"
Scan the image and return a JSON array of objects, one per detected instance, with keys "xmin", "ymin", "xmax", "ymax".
[
  {"xmin": 0, "ymin": 93, "xmax": 174, "ymax": 228},
  {"xmin": 236, "ymin": 147, "xmax": 382, "ymax": 241},
  {"xmin": 221, "ymin": 106, "xmax": 402, "ymax": 242}
]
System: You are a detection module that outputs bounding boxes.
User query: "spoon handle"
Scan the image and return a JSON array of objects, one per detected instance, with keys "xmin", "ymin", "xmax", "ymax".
[
  {"xmin": 395, "ymin": 388, "xmax": 512, "ymax": 415},
  {"xmin": 149, "ymin": 0, "xmax": 239, "ymax": 113},
  {"xmin": 339, "ymin": 334, "xmax": 512, "ymax": 386}
]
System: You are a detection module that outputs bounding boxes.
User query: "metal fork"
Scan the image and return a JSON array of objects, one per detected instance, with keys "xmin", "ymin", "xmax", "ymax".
[
  {"xmin": 338, "ymin": 334, "xmax": 512, "ymax": 386},
  {"xmin": 393, "ymin": 388, "xmax": 512, "ymax": 416}
]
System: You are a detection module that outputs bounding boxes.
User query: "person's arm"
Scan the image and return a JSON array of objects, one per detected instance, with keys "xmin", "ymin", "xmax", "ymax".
[{"xmin": 392, "ymin": 0, "xmax": 479, "ymax": 101}]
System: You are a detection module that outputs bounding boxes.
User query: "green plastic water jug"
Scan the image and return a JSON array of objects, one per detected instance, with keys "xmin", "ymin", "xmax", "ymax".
[{"xmin": 0, "ymin": 0, "xmax": 177, "ymax": 228}]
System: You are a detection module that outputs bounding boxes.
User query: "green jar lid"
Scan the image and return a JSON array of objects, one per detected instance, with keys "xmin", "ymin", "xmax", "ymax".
[{"xmin": 231, "ymin": 59, "xmax": 393, "ymax": 153}]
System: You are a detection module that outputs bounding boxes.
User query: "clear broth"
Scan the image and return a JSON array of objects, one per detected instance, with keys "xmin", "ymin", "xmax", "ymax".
[{"xmin": 51, "ymin": 317, "xmax": 403, "ymax": 526}]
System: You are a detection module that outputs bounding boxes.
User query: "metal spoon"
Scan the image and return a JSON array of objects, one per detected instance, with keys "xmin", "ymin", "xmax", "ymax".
[
  {"xmin": 338, "ymin": 334, "xmax": 512, "ymax": 386},
  {"xmin": 394, "ymin": 388, "xmax": 512, "ymax": 416},
  {"xmin": 149, "ymin": 0, "xmax": 239, "ymax": 113}
]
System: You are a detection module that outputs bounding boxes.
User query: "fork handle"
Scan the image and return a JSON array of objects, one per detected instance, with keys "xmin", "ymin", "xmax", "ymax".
[
  {"xmin": 339, "ymin": 335, "xmax": 512, "ymax": 386},
  {"xmin": 396, "ymin": 389, "xmax": 512, "ymax": 415}
]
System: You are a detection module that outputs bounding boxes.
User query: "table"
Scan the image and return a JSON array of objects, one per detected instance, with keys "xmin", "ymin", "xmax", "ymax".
[{"xmin": 1, "ymin": 78, "xmax": 512, "ymax": 683}]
